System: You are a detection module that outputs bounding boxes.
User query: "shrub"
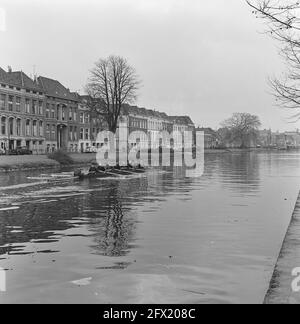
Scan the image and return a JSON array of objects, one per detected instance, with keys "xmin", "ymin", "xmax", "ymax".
[{"xmin": 48, "ymin": 150, "xmax": 74, "ymax": 165}]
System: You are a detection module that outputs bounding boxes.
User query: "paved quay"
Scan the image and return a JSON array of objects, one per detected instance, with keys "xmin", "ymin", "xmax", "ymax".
[
  {"xmin": 0, "ymin": 153, "xmax": 96, "ymax": 171},
  {"xmin": 265, "ymin": 191, "xmax": 300, "ymax": 304}
]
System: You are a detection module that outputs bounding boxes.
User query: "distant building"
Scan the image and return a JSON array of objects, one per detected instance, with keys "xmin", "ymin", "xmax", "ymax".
[
  {"xmin": 257, "ymin": 129, "xmax": 300, "ymax": 149},
  {"xmin": 119, "ymin": 106, "xmax": 195, "ymax": 150},
  {"xmin": 285, "ymin": 131, "xmax": 300, "ymax": 148},
  {"xmin": 196, "ymin": 127, "xmax": 219, "ymax": 149},
  {"xmin": 0, "ymin": 64, "xmax": 195, "ymax": 155},
  {"xmin": 123, "ymin": 105, "xmax": 149, "ymax": 150},
  {"xmin": 37, "ymin": 76, "xmax": 79, "ymax": 153},
  {"xmin": 170, "ymin": 116, "xmax": 195, "ymax": 149},
  {"xmin": 0, "ymin": 67, "xmax": 46, "ymax": 154}
]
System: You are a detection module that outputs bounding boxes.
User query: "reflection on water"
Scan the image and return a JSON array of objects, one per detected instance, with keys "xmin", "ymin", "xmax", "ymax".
[{"xmin": 0, "ymin": 151, "xmax": 299, "ymax": 304}]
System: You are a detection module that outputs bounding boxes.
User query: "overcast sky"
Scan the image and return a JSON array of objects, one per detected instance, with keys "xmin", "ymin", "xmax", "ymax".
[{"xmin": 0, "ymin": 0, "xmax": 299, "ymax": 131}]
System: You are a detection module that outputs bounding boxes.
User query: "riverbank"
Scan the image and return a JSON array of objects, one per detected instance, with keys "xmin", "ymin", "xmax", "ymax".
[
  {"xmin": 264, "ymin": 191, "xmax": 300, "ymax": 304},
  {"xmin": 0, "ymin": 153, "xmax": 97, "ymax": 172},
  {"xmin": 1, "ymin": 148, "xmax": 291, "ymax": 172}
]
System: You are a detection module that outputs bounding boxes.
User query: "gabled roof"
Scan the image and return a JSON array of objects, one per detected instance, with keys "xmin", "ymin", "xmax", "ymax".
[
  {"xmin": 196, "ymin": 127, "xmax": 217, "ymax": 136},
  {"xmin": 121, "ymin": 104, "xmax": 173, "ymax": 122},
  {"xmin": 6, "ymin": 71, "xmax": 42, "ymax": 91},
  {"xmin": 0, "ymin": 67, "xmax": 42, "ymax": 91},
  {"xmin": 0, "ymin": 67, "xmax": 7, "ymax": 82},
  {"xmin": 37, "ymin": 76, "xmax": 78, "ymax": 101},
  {"xmin": 169, "ymin": 116, "xmax": 194, "ymax": 126}
]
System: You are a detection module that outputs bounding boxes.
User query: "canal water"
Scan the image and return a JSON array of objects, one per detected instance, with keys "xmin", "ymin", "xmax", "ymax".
[{"xmin": 0, "ymin": 151, "xmax": 299, "ymax": 304}]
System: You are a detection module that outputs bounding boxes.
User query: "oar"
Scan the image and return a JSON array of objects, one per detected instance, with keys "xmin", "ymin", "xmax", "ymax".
[{"xmin": 98, "ymin": 170, "xmax": 123, "ymax": 177}]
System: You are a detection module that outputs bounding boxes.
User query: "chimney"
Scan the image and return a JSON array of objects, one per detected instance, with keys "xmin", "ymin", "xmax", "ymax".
[{"xmin": 7, "ymin": 66, "xmax": 12, "ymax": 73}]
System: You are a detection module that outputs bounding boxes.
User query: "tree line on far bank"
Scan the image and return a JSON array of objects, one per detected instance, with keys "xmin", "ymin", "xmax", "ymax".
[{"xmin": 217, "ymin": 113, "xmax": 261, "ymax": 149}]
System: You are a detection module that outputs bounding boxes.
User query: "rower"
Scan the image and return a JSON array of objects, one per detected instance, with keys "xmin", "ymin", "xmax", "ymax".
[
  {"xmin": 89, "ymin": 163, "xmax": 98, "ymax": 174},
  {"xmin": 105, "ymin": 164, "xmax": 112, "ymax": 172},
  {"xmin": 74, "ymin": 169, "xmax": 83, "ymax": 177},
  {"xmin": 114, "ymin": 163, "xmax": 121, "ymax": 170},
  {"xmin": 97, "ymin": 164, "xmax": 106, "ymax": 172}
]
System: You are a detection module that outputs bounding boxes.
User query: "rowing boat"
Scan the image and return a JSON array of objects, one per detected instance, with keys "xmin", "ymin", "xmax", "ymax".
[{"xmin": 75, "ymin": 168, "xmax": 146, "ymax": 180}]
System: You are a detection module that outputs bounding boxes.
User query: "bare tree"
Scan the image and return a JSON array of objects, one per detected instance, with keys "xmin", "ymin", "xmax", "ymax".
[
  {"xmin": 246, "ymin": 0, "xmax": 300, "ymax": 120},
  {"xmin": 220, "ymin": 113, "xmax": 261, "ymax": 148},
  {"xmin": 86, "ymin": 55, "xmax": 140, "ymax": 133}
]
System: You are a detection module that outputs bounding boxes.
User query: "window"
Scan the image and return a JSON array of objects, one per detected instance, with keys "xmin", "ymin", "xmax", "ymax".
[
  {"xmin": 39, "ymin": 121, "xmax": 43, "ymax": 136},
  {"xmin": 46, "ymin": 104, "xmax": 50, "ymax": 118},
  {"xmin": 32, "ymin": 100, "xmax": 37, "ymax": 115},
  {"xmin": 25, "ymin": 99, "xmax": 30, "ymax": 113},
  {"xmin": 74, "ymin": 127, "xmax": 77, "ymax": 140},
  {"xmin": 46, "ymin": 124, "xmax": 50, "ymax": 133},
  {"xmin": 26, "ymin": 120, "xmax": 31, "ymax": 136},
  {"xmin": 73, "ymin": 109, "xmax": 77, "ymax": 122},
  {"xmin": 51, "ymin": 105, "xmax": 55, "ymax": 118},
  {"xmin": 16, "ymin": 97, "xmax": 21, "ymax": 112},
  {"xmin": 1, "ymin": 117, "xmax": 6, "ymax": 135},
  {"xmin": 39, "ymin": 101, "xmax": 43, "ymax": 115},
  {"xmin": 56, "ymin": 105, "xmax": 61, "ymax": 120},
  {"xmin": 8, "ymin": 118, "xmax": 14, "ymax": 136},
  {"xmin": 85, "ymin": 113, "xmax": 89, "ymax": 124},
  {"xmin": 16, "ymin": 119, "xmax": 21, "ymax": 136},
  {"xmin": 69, "ymin": 109, "xmax": 73, "ymax": 121},
  {"xmin": 85, "ymin": 128, "xmax": 89, "ymax": 140},
  {"xmin": 33, "ymin": 120, "xmax": 37, "ymax": 136},
  {"xmin": 69, "ymin": 126, "xmax": 73, "ymax": 141},
  {"xmin": 0, "ymin": 94, "xmax": 5, "ymax": 110},
  {"xmin": 62, "ymin": 107, "xmax": 66, "ymax": 121},
  {"xmin": 8, "ymin": 96, "xmax": 13, "ymax": 111},
  {"xmin": 80, "ymin": 128, "xmax": 84, "ymax": 140},
  {"xmin": 80, "ymin": 113, "xmax": 84, "ymax": 124}
]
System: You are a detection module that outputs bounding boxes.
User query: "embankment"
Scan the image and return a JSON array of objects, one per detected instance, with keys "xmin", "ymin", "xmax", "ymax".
[
  {"xmin": 264, "ymin": 191, "xmax": 300, "ymax": 304},
  {"xmin": 0, "ymin": 153, "xmax": 97, "ymax": 172}
]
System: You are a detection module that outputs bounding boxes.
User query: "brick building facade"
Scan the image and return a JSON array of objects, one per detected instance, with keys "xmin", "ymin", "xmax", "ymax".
[{"xmin": 0, "ymin": 67, "xmax": 45, "ymax": 154}]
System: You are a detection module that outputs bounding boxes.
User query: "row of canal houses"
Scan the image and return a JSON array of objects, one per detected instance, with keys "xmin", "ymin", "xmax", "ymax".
[
  {"xmin": 258, "ymin": 129, "xmax": 300, "ymax": 149},
  {"xmin": 195, "ymin": 127, "xmax": 300, "ymax": 149},
  {"xmin": 0, "ymin": 66, "xmax": 195, "ymax": 154}
]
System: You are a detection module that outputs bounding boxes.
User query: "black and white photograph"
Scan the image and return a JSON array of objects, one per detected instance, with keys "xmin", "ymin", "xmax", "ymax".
[{"xmin": 0, "ymin": 0, "xmax": 300, "ymax": 308}]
